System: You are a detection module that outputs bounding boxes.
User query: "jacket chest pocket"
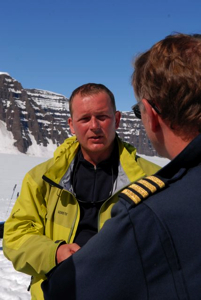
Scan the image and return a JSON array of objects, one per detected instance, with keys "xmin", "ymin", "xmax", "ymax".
[{"xmin": 46, "ymin": 188, "xmax": 78, "ymax": 228}]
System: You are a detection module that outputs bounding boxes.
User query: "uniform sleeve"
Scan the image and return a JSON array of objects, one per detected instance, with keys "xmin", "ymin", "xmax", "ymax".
[
  {"xmin": 3, "ymin": 172, "xmax": 62, "ymax": 278},
  {"xmin": 42, "ymin": 198, "xmax": 147, "ymax": 300}
]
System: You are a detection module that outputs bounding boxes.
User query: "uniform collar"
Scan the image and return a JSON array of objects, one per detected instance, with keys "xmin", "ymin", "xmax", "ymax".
[{"xmin": 156, "ymin": 134, "xmax": 201, "ymax": 182}]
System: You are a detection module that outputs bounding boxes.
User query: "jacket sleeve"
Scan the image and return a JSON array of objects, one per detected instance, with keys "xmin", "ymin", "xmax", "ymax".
[
  {"xmin": 3, "ymin": 171, "xmax": 63, "ymax": 278},
  {"xmin": 42, "ymin": 198, "xmax": 147, "ymax": 300}
]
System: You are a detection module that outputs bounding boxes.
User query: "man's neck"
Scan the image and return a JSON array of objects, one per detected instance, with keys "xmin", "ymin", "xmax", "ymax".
[
  {"xmin": 80, "ymin": 144, "xmax": 115, "ymax": 166},
  {"xmin": 162, "ymin": 126, "xmax": 197, "ymax": 160}
]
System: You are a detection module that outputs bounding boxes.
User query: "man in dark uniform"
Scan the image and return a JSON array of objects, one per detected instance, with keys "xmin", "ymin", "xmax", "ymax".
[{"xmin": 42, "ymin": 33, "xmax": 201, "ymax": 299}]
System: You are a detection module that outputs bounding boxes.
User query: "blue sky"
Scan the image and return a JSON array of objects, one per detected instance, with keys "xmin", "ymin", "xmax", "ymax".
[{"xmin": 0, "ymin": 0, "xmax": 200, "ymax": 111}]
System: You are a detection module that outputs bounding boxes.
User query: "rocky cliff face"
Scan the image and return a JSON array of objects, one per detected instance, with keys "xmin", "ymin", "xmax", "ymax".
[
  {"xmin": 117, "ymin": 112, "xmax": 158, "ymax": 156},
  {"xmin": 0, "ymin": 73, "xmax": 70, "ymax": 153},
  {"xmin": 0, "ymin": 73, "xmax": 157, "ymax": 156}
]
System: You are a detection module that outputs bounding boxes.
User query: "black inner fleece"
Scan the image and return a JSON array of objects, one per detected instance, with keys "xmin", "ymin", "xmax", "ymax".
[{"xmin": 72, "ymin": 143, "xmax": 119, "ymax": 247}]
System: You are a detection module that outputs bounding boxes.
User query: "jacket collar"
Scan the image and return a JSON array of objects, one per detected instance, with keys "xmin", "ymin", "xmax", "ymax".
[{"xmin": 43, "ymin": 134, "xmax": 145, "ymax": 189}]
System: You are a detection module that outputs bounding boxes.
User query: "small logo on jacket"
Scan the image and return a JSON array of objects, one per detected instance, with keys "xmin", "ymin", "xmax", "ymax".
[{"xmin": 58, "ymin": 210, "xmax": 68, "ymax": 216}]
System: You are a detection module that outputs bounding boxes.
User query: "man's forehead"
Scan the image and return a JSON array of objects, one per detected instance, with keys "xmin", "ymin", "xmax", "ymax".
[
  {"xmin": 73, "ymin": 91, "xmax": 109, "ymax": 101},
  {"xmin": 72, "ymin": 92, "xmax": 112, "ymax": 109},
  {"xmin": 71, "ymin": 97, "xmax": 114, "ymax": 119},
  {"xmin": 70, "ymin": 90, "xmax": 116, "ymax": 118}
]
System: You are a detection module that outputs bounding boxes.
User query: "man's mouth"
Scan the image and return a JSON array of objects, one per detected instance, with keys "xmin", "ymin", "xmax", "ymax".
[{"xmin": 89, "ymin": 136, "xmax": 103, "ymax": 140}]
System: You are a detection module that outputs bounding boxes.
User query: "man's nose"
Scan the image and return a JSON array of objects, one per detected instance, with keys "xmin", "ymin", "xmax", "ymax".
[{"xmin": 90, "ymin": 117, "xmax": 101, "ymax": 129}]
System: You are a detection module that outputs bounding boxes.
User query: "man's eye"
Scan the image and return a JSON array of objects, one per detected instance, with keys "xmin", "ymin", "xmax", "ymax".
[
  {"xmin": 97, "ymin": 115, "xmax": 107, "ymax": 120},
  {"xmin": 80, "ymin": 117, "xmax": 90, "ymax": 122}
]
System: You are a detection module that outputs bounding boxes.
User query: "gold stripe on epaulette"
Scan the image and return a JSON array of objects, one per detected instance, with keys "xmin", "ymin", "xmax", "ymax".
[
  {"xmin": 121, "ymin": 188, "xmax": 141, "ymax": 205},
  {"xmin": 146, "ymin": 176, "xmax": 166, "ymax": 188},
  {"xmin": 121, "ymin": 175, "xmax": 166, "ymax": 205},
  {"xmin": 129, "ymin": 183, "xmax": 149, "ymax": 198},
  {"xmin": 138, "ymin": 179, "xmax": 157, "ymax": 193}
]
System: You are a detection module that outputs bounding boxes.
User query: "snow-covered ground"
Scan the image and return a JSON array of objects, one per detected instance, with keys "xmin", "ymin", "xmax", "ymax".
[
  {"xmin": 0, "ymin": 238, "xmax": 30, "ymax": 300},
  {"xmin": 0, "ymin": 153, "xmax": 48, "ymax": 300},
  {"xmin": 0, "ymin": 152, "xmax": 169, "ymax": 300}
]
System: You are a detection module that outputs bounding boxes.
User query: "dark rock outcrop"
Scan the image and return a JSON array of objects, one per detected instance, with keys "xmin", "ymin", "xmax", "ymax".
[
  {"xmin": 0, "ymin": 73, "xmax": 70, "ymax": 153},
  {"xmin": 117, "ymin": 112, "xmax": 158, "ymax": 156}
]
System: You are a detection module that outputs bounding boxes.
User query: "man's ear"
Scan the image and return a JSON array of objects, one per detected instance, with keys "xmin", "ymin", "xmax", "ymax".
[
  {"xmin": 142, "ymin": 99, "xmax": 160, "ymax": 132},
  {"xmin": 68, "ymin": 118, "xmax": 75, "ymax": 134},
  {"xmin": 115, "ymin": 111, "xmax": 121, "ymax": 129}
]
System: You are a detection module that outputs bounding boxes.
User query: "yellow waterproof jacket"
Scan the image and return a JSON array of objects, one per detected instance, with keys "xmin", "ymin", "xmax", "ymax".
[{"xmin": 3, "ymin": 136, "xmax": 160, "ymax": 300}]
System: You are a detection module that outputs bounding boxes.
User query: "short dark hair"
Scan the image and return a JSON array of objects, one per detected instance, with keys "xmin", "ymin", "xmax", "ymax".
[
  {"xmin": 69, "ymin": 83, "xmax": 116, "ymax": 116},
  {"xmin": 132, "ymin": 33, "xmax": 201, "ymax": 137}
]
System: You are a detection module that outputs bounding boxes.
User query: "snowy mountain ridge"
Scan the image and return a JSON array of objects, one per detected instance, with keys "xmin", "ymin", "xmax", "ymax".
[{"xmin": 0, "ymin": 72, "xmax": 158, "ymax": 157}]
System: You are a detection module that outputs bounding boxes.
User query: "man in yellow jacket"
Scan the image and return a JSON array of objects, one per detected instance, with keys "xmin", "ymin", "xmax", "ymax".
[{"xmin": 3, "ymin": 83, "xmax": 159, "ymax": 299}]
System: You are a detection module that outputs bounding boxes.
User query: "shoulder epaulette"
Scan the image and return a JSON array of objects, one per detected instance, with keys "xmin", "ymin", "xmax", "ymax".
[{"xmin": 120, "ymin": 175, "xmax": 166, "ymax": 205}]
